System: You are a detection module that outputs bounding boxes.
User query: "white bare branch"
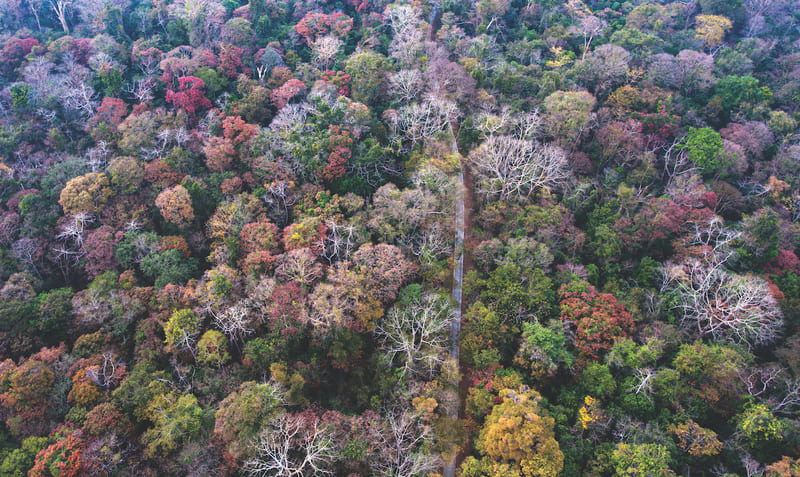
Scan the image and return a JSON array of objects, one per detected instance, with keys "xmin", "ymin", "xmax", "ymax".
[
  {"xmin": 243, "ymin": 413, "xmax": 336, "ymax": 477},
  {"xmin": 375, "ymin": 293, "xmax": 453, "ymax": 379}
]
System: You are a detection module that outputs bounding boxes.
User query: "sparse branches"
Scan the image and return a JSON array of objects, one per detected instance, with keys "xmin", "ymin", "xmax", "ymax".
[
  {"xmin": 661, "ymin": 219, "xmax": 782, "ymax": 348},
  {"xmin": 86, "ymin": 352, "xmax": 125, "ymax": 389},
  {"xmin": 211, "ymin": 301, "xmax": 255, "ymax": 346},
  {"xmin": 399, "ymin": 97, "xmax": 459, "ymax": 144},
  {"xmin": 49, "ymin": 0, "xmax": 75, "ymax": 34},
  {"xmin": 572, "ymin": 15, "xmax": 608, "ymax": 60},
  {"xmin": 374, "ymin": 293, "xmax": 453, "ymax": 379},
  {"xmin": 320, "ymin": 220, "xmax": 357, "ymax": 264},
  {"xmin": 385, "ymin": 4, "xmax": 425, "ymax": 67},
  {"xmin": 311, "ymin": 36, "xmax": 343, "ymax": 69},
  {"xmin": 739, "ymin": 367, "xmax": 784, "ymax": 398},
  {"xmin": 389, "ymin": 69, "xmax": 424, "ymax": 104},
  {"xmin": 469, "ymin": 135, "xmax": 569, "ymax": 202},
  {"xmin": 371, "ymin": 411, "xmax": 441, "ymax": 477},
  {"xmin": 243, "ymin": 413, "xmax": 336, "ymax": 477},
  {"xmin": 632, "ymin": 367, "xmax": 657, "ymax": 401}
]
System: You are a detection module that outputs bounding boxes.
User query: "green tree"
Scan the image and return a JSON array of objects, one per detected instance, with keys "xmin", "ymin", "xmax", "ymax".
[
  {"xmin": 682, "ymin": 127, "xmax": 726, "ymax": 176},
  {"xmin": 163, "ymin": 309, "xmax": 202, "ymax": 354},
  {"xmin": 344, "ymin": 51, "xmax": 390, "ymax": 106},
  {"xmin": 0, "ymin": 436, "xmax": 50, "ymax": 477},
  {"xmin": 142, "ymin": 392, "xmax": 207, "ymax": 457},
  {"xmin": 213, "ymin": 381, "xmax": 283, "ymax": 460},
  {"xmin": 140, "ymin": 249, "xmax": 198, "ymax": 288},
  {"xmin": 611, "ymin": 443, "xmax": 675, "ymax": 476}
]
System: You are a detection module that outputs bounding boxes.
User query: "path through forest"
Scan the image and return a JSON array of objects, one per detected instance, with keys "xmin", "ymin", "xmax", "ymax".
[{"xmin": 443, "ymin": 123, "xmax": 472, "ymax": 477}]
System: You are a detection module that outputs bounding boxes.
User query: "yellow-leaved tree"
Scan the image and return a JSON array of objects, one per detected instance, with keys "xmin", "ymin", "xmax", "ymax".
[
  {"xmin": 462, "ymin": 386, "xmax": 564, "ymax": 477},
  {"xmin": 59, "ymin": 172, "xmax": 115, "ymax": 215},
  {"xmin": 695, "ymin": 15, "xmax": 732, "ymax": 48}
]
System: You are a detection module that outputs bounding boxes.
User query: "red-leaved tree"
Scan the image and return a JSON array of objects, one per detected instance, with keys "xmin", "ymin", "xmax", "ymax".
[
  {"xmin": 165, "ymin": 76, "xmax": 212, "ymax": 115},
  {"xmin": 559, "ymin": 279, "xmax": 635, "ymax": 359}
]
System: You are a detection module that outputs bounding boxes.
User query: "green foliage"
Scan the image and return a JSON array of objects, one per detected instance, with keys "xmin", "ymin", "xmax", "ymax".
[
  {"xmin": 32, "ymin": 287, "xmax": 72, "ymax": 336},
  {"xmin": 579, "ymin": 363, "xmax": 617, "ymax": 400},
  {"xmin": 713, "ymin": 75, "xmax": 770, "ymax": 114},
  {"xmin": 0, "ymin": 436, "xmax": 50, "ymax": 477},
  {"xmin": 681, "ymin": 127, "xmax": 726, "ymax": 176},
  {"xmin": 142, "ymin": 392, "xmax": 207, "ymax": 457},
  {"xmin": 737, "ymin": 403, "xmax": 785, "ymax": 455},
  {"xmin": 163, "ymin": 309, "xmax": 202, "ymax": 351},
  {"xmin": 611, "ymin": 443, "xmax": 675, "ymax": 476},
  {"xmin": 9, "ymin": 84, "xmax": 31, "ymax": 110},
  {"xmin": 140, "ymin": 248, "xmax": 198, "ymax": 288}
]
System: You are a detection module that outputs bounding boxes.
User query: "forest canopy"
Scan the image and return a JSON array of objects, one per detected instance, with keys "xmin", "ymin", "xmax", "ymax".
[{"xmin": 0, "ymin": 0, "xmax": 799, "ymax": 475}]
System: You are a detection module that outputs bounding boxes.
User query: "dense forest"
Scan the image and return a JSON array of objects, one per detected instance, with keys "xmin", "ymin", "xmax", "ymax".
[{"xmin": 0, "ymin": 0, "xmax": 799, "ymax": 475}]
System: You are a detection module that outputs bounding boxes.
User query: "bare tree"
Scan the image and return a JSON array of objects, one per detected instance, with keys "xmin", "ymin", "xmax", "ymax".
[
  {"xmin": 631, "ymin": 368, "xmax": 657, "ymax": 402},
  {"xmin": 319, "ymin": 220, "xmax": 358, "ymax": 264},
  {"xmin": 469, "ymin": 134, "xmax": 569, "ymax": 202},
  {"xmin": 389, "ymin": 69, "xmax": 424, "ymax": 104},
  {"xmin": 571, "ymin": 15, "xmax": 608, "ymax": 60},
  {"xmin": 739, "ymin": 366, "xmax": 784, "ymax": 398},
  {"xmin": 374, "ymin": 293, "xmax": 453, "ymax": 379},
  {"xmin": 86, "ymin": 351, "xmax": 125, "ymax": 389},
  {"xmin": 371, "ymin": 411, "xmax": 441, "ymax": 477},
  {"xmin": 772, "ymin": 377, "xmax": 800, "ymax": 415},
  {"xmin": 385, "ymin": 3, "xmax": 425, "ymax": 68},
  {"xmin": 311, "ymin": 36, "xmax": 342, "ymax": 69},
  {"xmin": 742, "ymin": 454, "xmax": 764, "ymax": 477},
  {"xmin": 12, "ymin": 237, "xmax": 42, "ymax": 279},
  {"xmin": 211, "ymin": 300, "xmax": 255, "ymax": 346},
  {"xmin": 661, "ymin": 218, "xmax": 783, "ymax": 348},
  {"xmin": 399, "ymin": 97, "xmax": 459, "ymax": 145},
  {"xmin": 49, "ymin": 0, "xmax": 75, "ymax": 34},
  {"xmin": 243, "ymin": 413, "xmax": 336, "ymax": 477}
]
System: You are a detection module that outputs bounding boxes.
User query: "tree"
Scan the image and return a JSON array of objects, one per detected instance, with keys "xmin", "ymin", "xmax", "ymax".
[
  {"xmin": 611, "ymin": 443, "xmax": 675, "ymax": 476},
  {"xmin": 166, "ymin": 76, "xmax": 211, "ymax": 115},
  {"xmin": 375, "ymin": 291, "xmax": 453, "ymax": 379},
  {"xmin": 30, "ymin": 426, "xmax": 88, "ymax": 477},
  {"xmin": 661, "ymin": 219, "xmax": 783, "ymax": 347},
  {"xmin": 351, "ymin": 243, "xmax": 415, "ymax": 304},
  {"xmin": 399, "ymin": 97, "xmax": 459, "ymax": 145},
  {"xmin": 682, "ymin": 127, "xmax": 725, "ymax": 176},
  {"xmin": 270, "ymin": 78, "xmax": 307, "ymax": 110},
  {"xmin": 344, "ymin": 51, "xmax": 390, "ymax": 106},
  {"xmin": 695, "ymin": 14, "xmax": 733, "ymax": 47},
  {"xmin": 140, "ymin": 249, "xmax": 198, "ymax": 288},
  {"xmin": 572, "ymin": 15, "xmax": 608, "ymax": 60},
  {"xmin": 156, "ymin": 185, "xmax": 195, "ymax": 228},
  {"xmin": 469, "ymin": 386, "xmax": 563, "ymax": 477},
  {"xmin": 542, "ymin": 90, "xmax": 596, "ymax": 147},
  {"xmin": 385, "ymin": 4, "xmax": 424, "ymax": 67},
  {"xmin": 559, "ymin": 279, "xmax": 635, "ymax": 360},
  {"xmin": 669, "ymin": 420, "xmax": 722, "ymax": 457},
  {"xmin": 370, "ymin": 410, "xmax": 441, "ymax": 477},
  {"xmin": 214, "ymin": 381, "xmax": 283, "ymax": 461},
  {"xmin": 48, "ymin": 0, "xmax": 75, "ymax": 34},
  {"xmin": 163, "ymin": 308, "xmax": 202, "ymax": 356},
  {"xmin": 59, "ymin": 173, "xmax": 114, "ymax": 216},
  {"xmin": 515, "ymin": 320, "xmax": 574, "ymax": 381},
  {"xmin": 106, "ymin": 156, "xmax": 144, "ymax": 195},
  {"xmin": 142, "ymin": 392, "xmax": 206, "ymax": 457},
  {"xmin": 243, "ymin": 412, "xmax": 336, "ymax": 477},
  {"xmin": 197, "ymin": 330, "xmax": 230, "ymax": 366},
  {"xmin": 469, "ymin": 135, "xmax": 570, "ymax": 202},
  {"xmin": 671, "ymin": 341, "xmax": 746, "ymax": 415}
]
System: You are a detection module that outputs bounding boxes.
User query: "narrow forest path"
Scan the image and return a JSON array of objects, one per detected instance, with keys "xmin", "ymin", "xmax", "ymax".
[
  {"xmin": 429, "ymin": 9, "xmax": 473, "ymax": 476},
  {"xmin": 443, "ymin": 123, "xmax": 472, "ymax": 477}
]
